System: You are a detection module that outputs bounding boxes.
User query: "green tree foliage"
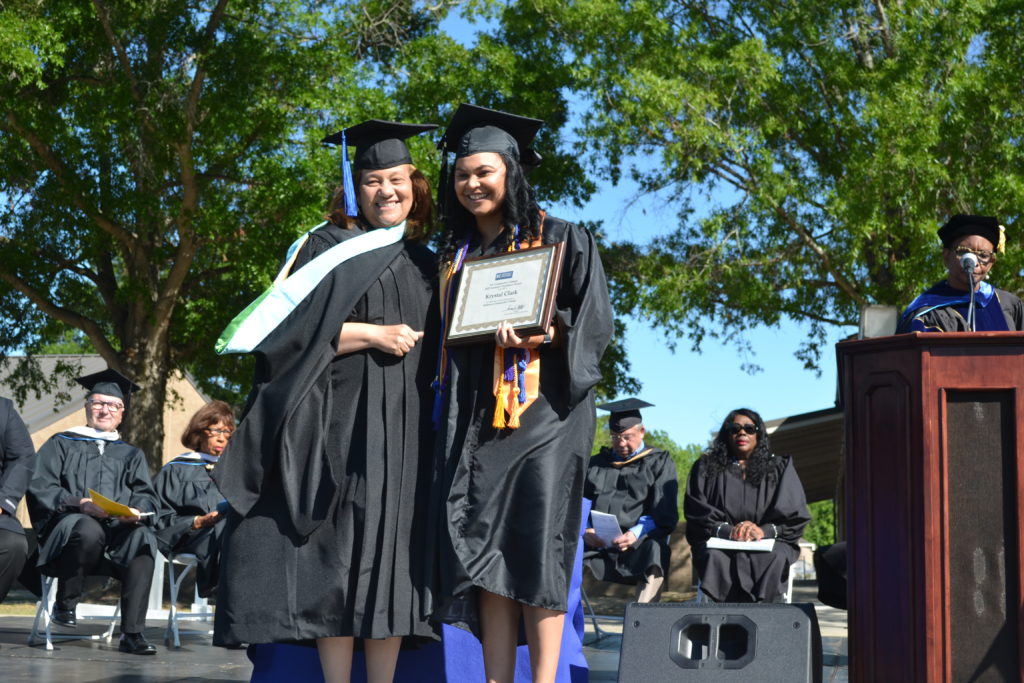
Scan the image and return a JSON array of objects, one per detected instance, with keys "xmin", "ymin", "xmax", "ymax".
[
  {"xmin": 497, "ymin": 0, "xmax": 1024, "ymax": 368},
  {"xmin": 0, "ymin": 0, "xmax": 369, "ymax": 468},
  {"xmin": 0, "ymin": 0, "xmax": 637, "ymax": 470},
  {"xmin": 804, "ymin": 499, "xmax": 836, "ymax": 547}
]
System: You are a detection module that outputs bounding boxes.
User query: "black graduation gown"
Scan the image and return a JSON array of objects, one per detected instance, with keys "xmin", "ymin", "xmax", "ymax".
[
  {"xmin": 213, "ymin": 223, "xmax": 439, "ymax": 645},
  {"xmin": 430, "ymin": 217, "xmax": 613, "ymax": 624},
  {"xmin": 896, "ymin": 283, "xmax": 1024, "ymax": 332},
  {"xmin": 583, "ymin": 447, "xmax": 678, "ymax": 584},
  {"xmin": 684, "ymin": 455, "xmax": 810, "ymax": 603},
  {"xmin": 27, "ymin": 431, "xmax": 160, "ymax": 572},
  {"xmin": 153, "ymin": 453, "xmax": 224, "ymax": 597},
  {"xmin": 0, "ymin": 397, "xmax": 36, "ymax": 537}
]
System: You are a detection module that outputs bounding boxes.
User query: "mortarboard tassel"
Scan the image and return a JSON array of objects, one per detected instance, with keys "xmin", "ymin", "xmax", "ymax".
[{"xmin": 341, "ymin": 130, "xmax": 358, "ymax": 218}]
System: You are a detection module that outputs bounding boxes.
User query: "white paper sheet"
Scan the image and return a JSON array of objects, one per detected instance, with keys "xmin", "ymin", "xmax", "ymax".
[
  {"xmin": 706, "ymin": 537, "xmax": 775, "ymax": 552},
  {"xmin": 589, "ymin": 510, "xmax": 623, "ymax": 545}
]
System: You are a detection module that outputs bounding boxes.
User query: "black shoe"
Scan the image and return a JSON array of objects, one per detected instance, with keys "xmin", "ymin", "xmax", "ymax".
[
  {"xmin": 51, "ymin": 607, "xmax": 77, "ymax": 628},
  {"xmin": 118, "ymin": 632, "xmax": 157, "ymax": 655}
]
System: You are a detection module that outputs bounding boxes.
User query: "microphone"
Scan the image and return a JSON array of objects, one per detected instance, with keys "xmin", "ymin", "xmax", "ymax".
[{"xmin": 961, "ymin": 251, "xmax": 979, "ymax": 273}]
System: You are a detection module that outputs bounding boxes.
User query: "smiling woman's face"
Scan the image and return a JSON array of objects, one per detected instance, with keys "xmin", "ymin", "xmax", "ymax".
[
  {"xmin": 357, "ymin": 164, "xmax": 414, "ymax": 228},
  {"xmin": 453, "ymin": 152, "xmax": 507, "ymax": 224}
]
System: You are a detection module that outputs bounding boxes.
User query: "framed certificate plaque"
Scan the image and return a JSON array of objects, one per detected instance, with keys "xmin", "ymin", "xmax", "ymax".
[{"xmin": 446, "ymin": 242, "xmax": 565, "ymax": 346}]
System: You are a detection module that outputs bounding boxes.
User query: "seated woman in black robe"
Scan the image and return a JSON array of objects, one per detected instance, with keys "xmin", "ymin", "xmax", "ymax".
[
  {"xmin": 684, "ymin": 408, "xmax": 811, "ymax": 603},
  {"xmin": 153, "ymin": 400, "xmax": 234, "ymax": 598},
  {"xmin": 430, "ymin": 104, "xmax": 613, "ymax": 683}
]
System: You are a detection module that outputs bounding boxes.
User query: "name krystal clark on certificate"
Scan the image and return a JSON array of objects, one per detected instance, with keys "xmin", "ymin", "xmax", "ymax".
[{"xmin": 447, "ymin": 244, "xmax": 564, "ymax": 345}]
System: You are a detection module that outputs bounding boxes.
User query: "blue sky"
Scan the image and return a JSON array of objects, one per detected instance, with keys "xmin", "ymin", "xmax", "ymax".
[
  {"xmin": 438, "ymin": 12, "xmax": 855, "ymax": 448},
  {"xmin": 547, "ymin": 173, "xmax": 851, "ymax": 449}
]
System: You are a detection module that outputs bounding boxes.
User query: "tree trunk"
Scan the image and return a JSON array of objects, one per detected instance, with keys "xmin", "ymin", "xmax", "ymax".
[{"xmin": 121, "ymin": 347, "xmax": 171, "ymax": 477}]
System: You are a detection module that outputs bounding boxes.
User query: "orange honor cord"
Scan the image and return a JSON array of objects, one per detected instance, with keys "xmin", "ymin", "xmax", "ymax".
[{"xmin": 491, "ymin": 217, "xmax": 545, "ymax": 429}]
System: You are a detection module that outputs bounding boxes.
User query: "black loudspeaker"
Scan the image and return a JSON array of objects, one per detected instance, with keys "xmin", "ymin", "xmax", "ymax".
[{"xmin": 618, "ymin": 602, "xmax": 823, "ymax": 682}]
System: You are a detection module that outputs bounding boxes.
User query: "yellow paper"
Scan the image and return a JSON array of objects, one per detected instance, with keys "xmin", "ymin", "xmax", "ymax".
[{"xmin": 88, "ymin": 488, "xmax": 148, "ymax": 517}]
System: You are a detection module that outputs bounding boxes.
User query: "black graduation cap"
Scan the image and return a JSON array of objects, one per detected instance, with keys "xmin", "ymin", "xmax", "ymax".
[
  {"xmin": 322, "ymin": 119, "xmax": 438, "ymax": 218},
  {"xmin": 937, "ymin": 214, "xmax": 1006, "ymax": 253},
  {"xmin": 597, "ymin": 398, "xmax": 653, "ymax": 433},
  {"xmin": 76, "ymin": 368, "xmax": 140, "ymax": 402},
  {"xmin": 321, "ymin": 120, "xmax": 438, "ymax": 172},
  {"xmin": 438, "ymin": 103, "xmax": 543, "ymax": 168}
]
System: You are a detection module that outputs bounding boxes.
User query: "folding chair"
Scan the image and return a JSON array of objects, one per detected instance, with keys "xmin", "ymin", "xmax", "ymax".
[
  {"xmin": 164, "ymin": 553, "xmax": 213, "ymax": 648},
  {"xmin": 28, "ymin": 575, "xmax": 120, "ymax": 650},
  {"xmin": 580, "ymin": 586, "xmax": 614, "ymax": 643}
]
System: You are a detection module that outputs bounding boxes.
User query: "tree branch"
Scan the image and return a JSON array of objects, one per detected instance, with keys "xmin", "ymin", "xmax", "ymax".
[
  {"xmin": 0, "ymin": 270, "xmax": 120, "ymax": 361},
  {"xmin": 2, "ymin": 113, "xmax": 138, "ymax": 254},
  {"xmin": 91, "ymin": 0, "xmax": 158, "ymax": 137}
]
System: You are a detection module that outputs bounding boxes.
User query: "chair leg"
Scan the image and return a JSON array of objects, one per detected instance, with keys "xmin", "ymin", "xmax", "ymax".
[
  {"xmin": 581, "ymin": 587, "xmax": 610, "ymax": 642},
  {"xmin": 166, "ymin": 555, "xmax": 199, "ymax": 648},
  {"xmin": 784, "ymin": 566, "xmax": 795, "ymax": 604},
  {"xmin": 164, "ymin": 557, "xmax": 176, "ymax": 647},
  {"xmin": 103, "ymin": 600, "xmax": 120, "ymax": 642},
  {"xmin": 28, "ymin": 576, "xmax": 56, "ymax": 650}
]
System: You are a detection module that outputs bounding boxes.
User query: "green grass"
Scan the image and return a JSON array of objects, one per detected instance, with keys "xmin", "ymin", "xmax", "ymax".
[{"xmin": 0, "ymin": 602, "xmax": 39, "ymax": 616}]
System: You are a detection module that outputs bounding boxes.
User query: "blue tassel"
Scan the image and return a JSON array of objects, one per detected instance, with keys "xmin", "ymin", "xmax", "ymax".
[
  {"xmin": 341, "ymin": 130, "xmax": 358, "ymax": 217},
  {"xmin": 516, "ymin": 350, "xmax": 527, "ymax": 403}
]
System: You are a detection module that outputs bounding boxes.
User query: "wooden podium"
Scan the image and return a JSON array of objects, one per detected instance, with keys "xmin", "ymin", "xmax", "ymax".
[{"xmin": 838, "ymin": 332, "xmax": 1024, "ymax": 682}]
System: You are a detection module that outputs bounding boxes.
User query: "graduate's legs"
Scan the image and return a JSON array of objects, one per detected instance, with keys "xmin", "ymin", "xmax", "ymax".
[
  {"xmin": 0, "ymin": 529, "xmax": 27, "ymax": 602},
  {"xmin": 54, "ymin": 515, "xmax": 106, "ymax": 610},
  {"xmin": 635, "ymin": 566, "xmax": 664, "ymax": 603},
  {"xmin": 364, "ymin": 636, "xmax": 402, "ymax": 683},
  {"xmin": 479, "ymin": 589, "xmax": 520, "ymax": 683},
  {"xmin": 522, "ymin": 604, "xmax": 565, "ymax": 683},
  {"xmin": 317, "ymin": 636, "xmax": 355, "ymax": 683}
]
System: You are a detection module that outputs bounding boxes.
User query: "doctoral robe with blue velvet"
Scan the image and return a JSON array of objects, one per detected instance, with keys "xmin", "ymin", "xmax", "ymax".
[{"xmin": 896, "ymin": 280, "xmax": 1024, "ymax": 333}]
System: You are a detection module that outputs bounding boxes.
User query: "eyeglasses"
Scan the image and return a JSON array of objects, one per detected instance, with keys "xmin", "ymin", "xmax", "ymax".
[
  {"xmin": 726, "ymin": 423, "xmax": 757, "ymax": 436},
  {"xmin": 204, "ymin": 428, "xmax": 233, "ymax": 437},
  {"xmin": 954, "ymin": 246, "xmax": 995, "ymax": 264},
  {"xmin": 610, "ymin": 430, "xmax": 641, "ymax": 442},
  {"xmin": 87, "ymin": 400, "xmax": 124, "ymax": 413}
]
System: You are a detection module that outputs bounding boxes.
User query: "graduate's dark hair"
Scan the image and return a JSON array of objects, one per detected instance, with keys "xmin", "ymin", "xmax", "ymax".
[
  {"xmin": 699, "ymin": 408, "xmax": 774, "ymax": 485},
  {"xmin": 439, "ymin": 152, "xmax": 542, "ymax": 263},
  {"xmin": 326, "ymin": 166, "xmax": 434, "ymax": 242},
  {"xmin": 181, "ymin": 400, "xmax": 236, "ymax": 453}
]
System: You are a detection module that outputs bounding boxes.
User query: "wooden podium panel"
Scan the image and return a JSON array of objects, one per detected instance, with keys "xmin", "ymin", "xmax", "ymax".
[{"xmin": 838, "ymin": 332, "xmax": 1024, "ymax": 683}]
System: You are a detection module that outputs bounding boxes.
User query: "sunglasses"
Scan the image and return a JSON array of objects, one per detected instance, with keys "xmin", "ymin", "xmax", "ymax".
[{"xmin": 726, "ymin": 422, "xmax": 757, "ymax": 436}]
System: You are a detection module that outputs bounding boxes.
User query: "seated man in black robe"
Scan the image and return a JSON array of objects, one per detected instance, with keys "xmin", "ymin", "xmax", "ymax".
[
  {"xmin": 897, "ymin": 214, "xmax": 1024, "ymax": 332},
  {"xmin": 27, "ymin": 369, "xmax": 160, "ymax": 655},
  {"xmin": 0, "ymin": 396, "xmax": 36, "ymax": 603},
  {"xmin": 583, "ymin": 399, "xmax": 678, "ymax": 603}
]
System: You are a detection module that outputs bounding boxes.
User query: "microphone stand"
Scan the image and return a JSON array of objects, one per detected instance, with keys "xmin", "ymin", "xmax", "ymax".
[{"xmin": 966, "ymin": 270, "xmax": 976, "ymax": 332}]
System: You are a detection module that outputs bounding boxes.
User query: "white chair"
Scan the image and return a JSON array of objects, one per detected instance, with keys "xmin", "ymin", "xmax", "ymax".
[
  {"xmin": 28, "ymin": 575, "xmax": 120, "ymax": 650},
  {"xmin": 164, "ymin": 553, "xmax": 213, "ymax": 648}
]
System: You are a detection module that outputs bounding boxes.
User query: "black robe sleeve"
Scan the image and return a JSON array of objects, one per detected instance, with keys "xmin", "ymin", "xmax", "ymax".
[
  {"xmin": 212, "ymin": 223, "xmax": 407, "ymax": 538},
  {"xmin": 123, "ymin": 451, "xmax": 159, "ymax": 523},
  {"xmin": 758, "ymin": 457, "xmax": 811, "ymax": 544},
  {"xmin": 646, "ymin": 451, "xmax": 680, "ymax": 541},
  {"xmin": 545, "ymin": 218, "xmax": 614, "ymax": 410},
  {"xmin": 154, "ymin": 464, "xmax": 205, "ymax": 550},
  {"xmin": 683, "ymin": 458, "xmax": 729, "ymax": 543},
  {"xmin": 27, "ymin": 437, "xmax": 80, "ymax": 532},
  {"xmin": 0, "ymin": 398, "xmax": 35, "ymax": 534}
]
